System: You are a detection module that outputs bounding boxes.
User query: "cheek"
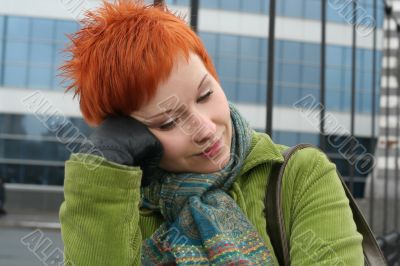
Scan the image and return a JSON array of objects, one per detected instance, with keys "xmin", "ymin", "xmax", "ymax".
[
  {"xmin": 149, "ymin": 129, "xmax": 187, "ymax": 161},
  {"xmin": 215, "ymin": 90, "xmax": 230, "ymax": 119}
]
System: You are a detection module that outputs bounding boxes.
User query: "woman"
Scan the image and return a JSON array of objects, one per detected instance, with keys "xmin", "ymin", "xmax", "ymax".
[{"xmin": 59, "ymin": 1, "xmax": 364, "ymax": 265}]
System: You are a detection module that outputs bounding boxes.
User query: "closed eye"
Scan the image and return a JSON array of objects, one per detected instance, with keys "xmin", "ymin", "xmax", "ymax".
[
  {"xmin": 159, "ymin": 89, "xmax": 214, "ymax": 130},
  {"xmin": 196, "ymin": 89, "xmax": 214, "ymax": 103}
]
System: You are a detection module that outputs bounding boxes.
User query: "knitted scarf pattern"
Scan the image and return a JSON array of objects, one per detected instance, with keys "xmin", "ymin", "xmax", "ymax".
[{"xmin": 140, "ymin": 102, "xmax": 274, "ymax": 265}]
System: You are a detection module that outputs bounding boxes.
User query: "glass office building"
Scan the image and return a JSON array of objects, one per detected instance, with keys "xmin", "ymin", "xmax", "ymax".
[{"xmin": 0, "ymin": 0, "xmax": 384, "ymax": 197}]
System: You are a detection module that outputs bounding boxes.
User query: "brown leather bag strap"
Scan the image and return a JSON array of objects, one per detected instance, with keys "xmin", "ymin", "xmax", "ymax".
[
  {"xmin": 334, "ymin": 169, "xmax": 387, "ymax": 265},
  {"xmin": 265, "ymin": 144, "xmax": 307, "ymax": 266},
  {"xmin": 265, "ymin": 144, "xmax": 387, "ymax": 266}
]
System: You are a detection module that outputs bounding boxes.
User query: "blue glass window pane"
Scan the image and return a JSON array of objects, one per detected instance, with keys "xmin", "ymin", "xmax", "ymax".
[
  {"xmin": 0, "ymin": 115, "xmax": 22, "ymax": 134},
  {"xmin": 258, "ymin": 84, "xmax": 266, "ymax": 104},
  {"xmin": 375, "ymin": 51, "xmax": 383, "ymax": 74},
  {"xmin": 220, "ymin": 0, "xmax": 240, "ymax": 11},
  {"xmin": 376, "ymin": 6, "xmax": 384, "ymax": 27},
  {"xmin": 374, "ymin": 91, "xmax": 380, "ymax": 113},
  {"xmin": 55, "ymin": 43, "xmax": 70, "ymax": 67},
  {"xmin": 359, "ymin": 6, "xmax": 375, "ymax": 28},
  {"xmin": 356, "ymin": 70, "xmax": 364, "ymax": 90},
  {"xmin": 7, "ymin": 16, "xmax": 30, "ymax": 40},
  {"xmin": 363, "ymin": 50, "xmax": 373, "ymax": 70},
  {"xmin": 302, "ymin": 66, "xmax": 320, "ymax": 86},
  {"xmin": 373, "ymin": 71, "xmax": 380, "ymax": 88},
  {"xmin": 219, "ymin": 35, "xmax": 239, "ymax": 55},
  {"xmin": 282, "ymin": 41, "xmax": 301, "ymax": 62},
  {"xmin": 28, "ymin": 67, "xmax": 52, "ymax": 89},
  {"xmin": 2, "ymin": 139, "xmax": 20, "ymax": 159},
  {"xmin": 238, "ymin": 82, "xmax": 258, "ymax": 103},
  {"xmin": 259, "ymin": 62, "xmax": 267, "ymax": 83},
  {"xmin": 356, "ymin": 91, "xmax": 363, "ymax": 112},
  {"xmin": 199, "ymin": 32, "xmax": 217, "ymax": 56},
  {"xmin": 200, "ymin": 0, "xmax": 219, "ymax": 9},
  {"xmin": 0, "ymin": 18, "xmax": 3, "ymax": 81},
  {"xmin": 55, "ymin": 20, "xmax": 78, "ymax": 42},
  {"xmin": 278, "ymin": 131, "xmax": 298, "ymax": 146},
  {"xmin": 4, "ymin": 65, "xmax": 27, "ymax": 87},
  {"xmin": 343, "ymin": 69, "xmax": 352, "ymax": 88},
  {"xmin": 303, "ymin": 43, "xmax": 320, "ymax": 64},
  {"xmin": 302, "ymin": 66, "xmax": 320, "ymax": 85},
  {"xmin": 264, "ymin": 0, "xmax": 270, "ymax": 14},
  {"xmin": 5, "ymin": 41, "xmax": 29, "ymax": 63},
  {"xmin": 300, "ymin": 133, "xmax": 319, "ymax": 145},
  {"xmin": 340, "ymin": 2, "xmax": 357, "ymax": 22},
  {"xmin": 221, "ymin": 79, "xmax": 237, "ymax": 101},
  {"xmin": 275, "ymin": 40, "xmax": 283, "ymax": 60},
  {"xmin": 276, "ymin": 1, "xmax": 285, "ymax": 16},
  {"xmin": 326, "ymin": 68, "xmax": 342, "ymax": 89},
  {"xmin": 30, "ymin": 43, "xmax": 53, "ymax": 65},
  {"xmin": 54, "ymin": 67, "xmax": 73, "ymax": 90},
  {"xmin": 260, "ymin": 38, "xmax": 268, "ymax": 59},
  {"xmin": 283, "ymin": 0, "xmax": 303, "ymax": 18},
  {"xmin": 209, "ymin": 54, "xmax": 217, "ymax": 66},
  {"xmin": 242, "ymin": 0, "xmax": 262, "ymax": 13},
  {"xmin": 175, "ymin": 0, "xmax": 189, "ymax": 5},
  {"xmin": 32, "ymin": 18, "xmax": 54, "ymax": 41},
  {"xmin": 327, "ymin": 46, "xmax": 343, "ymax": 66},
  {"xmin": 52, "ymin": 70, "xmax": 63, "ymax": 90},
  {"xmin": 240, "ymin": 37, "xmax": 259, "ymax": 58},
  {"xmin": 305, "ymin": 0, "xmax": 321, "ymax": 20},
  {"xmin": 273, "ymin": 84, "xmax": 280, "ymax": 104},
  {"xmin": 356, "ymin": 48, "xmax": 364, "ymax": 70},
  {"xmin": 361, "ymin": 92, "xmax": 377, "ymax": 113},
  {"xmin": 281, "ymin": 63, "xmax": 301, "ymax": 84},
  {"xmin": 0, "ymin": 16, "xmax": 4, "ymax": 36},
  {"xmin": 20, "ymin": 115, "xmax": 49, "ymax": 136},
  {"xmin": 373, "ymin": 75, "xmax": 380, "ymax": 96},
  {"xmin": 3, "ymin": 139, "xmax": 69, "ymax": 161},
  {"xmin": 280, "ymin": 87, "xmax": 301, "ymax": 106},
  {"xmin": 0, "ymin": 141, "xmax": 3, "ymax": 159},
  {"xmin": 342, "ymin": 89, "xmax": 351, "ymax": 111},
  {"xmin": 217, "ymin": 57, "xmax": 237, "ymax": 77},
  {"xmin": 343, "ymin": 47, "xmax": 352, "ymax": 67},
  {"xmin": 274, "ymin": 62, "xmax": 281, "ymax": 82},
  {"xmin": 362, "ymin": 71, "xmax": 372, "ymax": 91},
  {"xmin": 327, "ymin": 2, "xmax": 346, "ymax": 23},
  {"xmin": 301, "ymin": 88, "xmax": 319, "ymax": 101},
  {"xmin": 239, "ymin": 60, "xmax": 259, "ymax": 79},
  {"xmin": 326, "ymin": 90, "xmax": 341, "ymax": 110}
]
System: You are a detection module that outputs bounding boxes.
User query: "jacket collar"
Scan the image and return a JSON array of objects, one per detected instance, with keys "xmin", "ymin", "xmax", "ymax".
[{"xmin": 238, "ymin": 131, "xmax": 284, "ymax": 177}]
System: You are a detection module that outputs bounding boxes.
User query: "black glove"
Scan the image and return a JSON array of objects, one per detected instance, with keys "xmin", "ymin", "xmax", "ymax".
[{"xmin": 79, "ymin": 116, "xmax": 164, "ymax": 179}]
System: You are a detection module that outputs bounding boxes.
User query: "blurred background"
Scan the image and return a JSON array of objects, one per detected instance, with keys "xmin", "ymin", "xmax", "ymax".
[{"xmin": 0, "ymin": 0, "xmax": 399, "ymax": 264}]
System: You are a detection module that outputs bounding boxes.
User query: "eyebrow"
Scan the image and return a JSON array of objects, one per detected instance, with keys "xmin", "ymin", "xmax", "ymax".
[{"xmin": 146, "ymin": 73, "xmax": 209, "ymax": 120}]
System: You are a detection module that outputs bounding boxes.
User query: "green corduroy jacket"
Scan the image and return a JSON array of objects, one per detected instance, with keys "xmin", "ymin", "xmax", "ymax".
[{"xmin": 59, "ymin": 131, "xmax": 364, "ymax": 265}]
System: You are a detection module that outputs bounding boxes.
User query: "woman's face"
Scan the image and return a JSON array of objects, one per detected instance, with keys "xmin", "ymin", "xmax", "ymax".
[{"xmin": 131, "ymin": 52, "xmax": 232, "ymax": 173}]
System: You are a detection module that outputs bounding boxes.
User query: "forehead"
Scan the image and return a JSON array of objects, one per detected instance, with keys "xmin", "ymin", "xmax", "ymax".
[{"xmin": 133, "ymin": 53, "xmax": 207, "ymax": 118}]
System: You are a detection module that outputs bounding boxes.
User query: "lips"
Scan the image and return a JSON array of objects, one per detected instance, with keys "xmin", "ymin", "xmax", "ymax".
[{"xmin": 199, "ymin": 137, "xmax": 222, "ymax": 158}]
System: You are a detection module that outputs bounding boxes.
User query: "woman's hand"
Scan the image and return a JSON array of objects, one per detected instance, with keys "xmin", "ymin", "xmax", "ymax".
[{"xmin": 79, "ymin": 116, "xmax": 163, "ymax": 169}]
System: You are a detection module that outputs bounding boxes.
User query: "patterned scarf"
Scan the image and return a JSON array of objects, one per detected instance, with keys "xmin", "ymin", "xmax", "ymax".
[{"xmin": 140, "ymin": 102, "xmax": 274, "ymax": 265}]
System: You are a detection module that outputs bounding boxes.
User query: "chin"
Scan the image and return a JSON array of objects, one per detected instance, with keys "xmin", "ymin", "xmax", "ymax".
[
  {"xmin": 203, "ymin": 151, "xmax": 231, "ymax": 173},
  {"xmin": 161, "ymin": 144, "xmax": 232, "ymax": 174}
]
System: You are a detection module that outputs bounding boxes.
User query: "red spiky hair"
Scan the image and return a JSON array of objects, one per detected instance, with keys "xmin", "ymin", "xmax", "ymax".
[{"xmin": 60, "ymin": 0, "xmax": 218, "ymax": 125}]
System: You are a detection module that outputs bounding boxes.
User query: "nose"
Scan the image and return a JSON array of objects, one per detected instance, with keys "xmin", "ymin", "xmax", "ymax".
[{"xmin": 193, "ymin": 112, "xmax": 217, "ymax": 146}]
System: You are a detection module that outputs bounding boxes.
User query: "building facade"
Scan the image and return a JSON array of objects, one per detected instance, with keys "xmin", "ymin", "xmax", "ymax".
[
  {"xmin": 0, "ymin": 0, "xmax": 384, "ymax": 198},
  {"xmin": 365, "ymin": 0, "xmax": 400, "ymax": 199}
]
